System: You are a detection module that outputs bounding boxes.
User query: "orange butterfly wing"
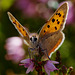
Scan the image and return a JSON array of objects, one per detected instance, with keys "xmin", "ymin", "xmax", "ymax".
[
  {"xmin": 38, "ymin": 2, "xmax": 69, "ymax": 58},
  {"xmin": 39, "ymin": 2, "xmax": 69, "ymax": 39},
  {"xmin": 7, "ymin": 12, "xmax": 29, "ymax": 45}
]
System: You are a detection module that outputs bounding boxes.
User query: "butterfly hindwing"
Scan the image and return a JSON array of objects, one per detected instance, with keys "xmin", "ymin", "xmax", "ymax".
[{"xmin": 39, "ymin": 32, "xmax": 64, "ymax": 58}]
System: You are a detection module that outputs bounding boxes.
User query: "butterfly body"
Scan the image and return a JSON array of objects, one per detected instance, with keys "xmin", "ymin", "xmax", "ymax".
[{"xmin": 7, "ymin": 2, "xmax": 69, "ymax": 58}]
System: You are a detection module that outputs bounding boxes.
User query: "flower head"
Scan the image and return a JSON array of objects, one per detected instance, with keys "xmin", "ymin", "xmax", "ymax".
[
  {"xmin": 20, "ymin": 58, "xmax": 35, "ymax": 74},
  {"xmin": 5, "ymin": 37, "xmax": 25, "ymax": 63},
  {"xmin": 44, "ymin": 60, "xmax": 59, "ymax": 75}
]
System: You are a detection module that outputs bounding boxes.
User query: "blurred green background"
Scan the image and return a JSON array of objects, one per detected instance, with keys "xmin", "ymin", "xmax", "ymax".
[{"xmin": 0, "ymin": 0, "xmax": 75, "ymax": 75}]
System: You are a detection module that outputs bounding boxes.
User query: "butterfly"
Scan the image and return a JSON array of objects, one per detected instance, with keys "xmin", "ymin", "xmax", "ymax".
[{"xmin": 7, "ymin": 2, "xmax": 69, "ymax": 59}]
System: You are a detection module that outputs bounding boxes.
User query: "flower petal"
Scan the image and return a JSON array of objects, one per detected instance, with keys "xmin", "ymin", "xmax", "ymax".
[
  {"xmin": 47, "ymin": 63, "xmax": 58, "ymax": 71},
  {"xmin": 44, "ymin": 60, "xmax": 59, "ymax": 75},
  {"xmin": 44, "ymin": 64, "xmax": 50, "ymax": 75},
  {"xmin": 48, "ymin": 60, "xmax": 59, "ymax": 64},
  {"xmin": 20, "ymin": 58, "xmax": 31, "ymax": 63},
  {"xmin": 19, "ymin": 64, "xmax": 24, "ymax": 66},
  {"xmin": 26, "ymin": 62, "xmax": 34, "ymax": 74},
  {"xmin": 24, "ymin": 63, "xmax": 30, "ymax": 68}
]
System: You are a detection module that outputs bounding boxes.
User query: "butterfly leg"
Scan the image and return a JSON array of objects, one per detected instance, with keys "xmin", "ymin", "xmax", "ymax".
[
  {"xmin": 28, "ymin": 48, "xmax": 32, "ymax": 59},
  {"xmin": 45, "ymin": 49, "xmax": 51, "ymax": 60},
  {"xmin": 41, "ymin": 49, "xmax": 51, "ymax": 60}
]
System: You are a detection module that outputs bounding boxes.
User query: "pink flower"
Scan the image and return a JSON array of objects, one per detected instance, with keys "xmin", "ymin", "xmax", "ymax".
[
  {"xmin": 44, "ymin": 60, "xmax": 59, "ymax": 75},
  {"xmin": 5, "ymin": 37, "xmax": 25, "ymax": 63},
  {"xmin": 19, "ymin": 58, "xmax": 35, "ymax": 74}
]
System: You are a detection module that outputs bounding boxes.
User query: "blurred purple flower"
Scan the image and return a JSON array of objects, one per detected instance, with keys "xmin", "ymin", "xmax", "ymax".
[
  {"xmin": 15, "ymin": 0, "xmax": 37, "ymax": 17},
  {"xmin": 59, "ymin": 1, "xmax": 75, "ymax": 24},
  {"xmin": 19, "ymin": 58, "xmax": 35, "ymax": 74},
  {"xmin": 38, "ymin": 0, "xmax": 48, "ymax": 3},
  {"xmin": 15, "ymin": 0, "xmax": 30, "ymax": 10},
  {"xmin": 44, "ymin": 60, "xmax": 59, "ymax": 75},
  {"xmin": 15, "ymin": 0, "xmax": 51, "ymax": 19},
  {"xmin": 5, "ymin": 37, "xmax": 25, "ymax": 63},
  {"xmin": 23, "ymin": 3, "xmax": 37, "ymax": 17},
  {"xmin": 36, "ymin": 3, "xmax": 51, "ymax": 19}
]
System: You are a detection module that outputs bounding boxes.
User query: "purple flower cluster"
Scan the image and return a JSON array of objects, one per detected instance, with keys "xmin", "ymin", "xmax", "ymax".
[
  {"xmin": 20, "ymin": 58, "xmax": 35, "ymax": 73},
  {"xmin": 20, "ymin": 58, "xmax": 59, "ymax": 75}
]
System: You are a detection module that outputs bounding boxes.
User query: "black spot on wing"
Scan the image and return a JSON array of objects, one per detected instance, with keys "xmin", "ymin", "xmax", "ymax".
[
  {"xmin": 52, "ymin": 18, "xmax": 55, "ymax": 23},
  {"xmin": 57, "ymin": 21, "xmax": 60, "ymax": 24},
  {"xmin": 56, "ymin": 19, "xmax": 60, "ymax": 24},
  {"xmin": 58, "ymin": 13, "xmax": 61, "ymax": 17},
  {"xmin": 26, "ymin": 33, "xmax": 27, "ymax": 35},
  {"xmin": 23, "ymin": 28, "xmax": 24, "ymax": 31},
  {"xmin": 44, "ymin": 30, "xmax": 46, "ymax": 33},
  {"xmin": 18, "ymin": 24, "xmax": 21, "ymax": 27},
  {"xmin": 47, "ymin": 25, "xmax": 50, "ymax": 28},
  {"xmin": 56, "ymin": 19, "xmax": 58, "ymax": 21},
  {"xmin": 13, "ymin": 20, "xmax": 17, "ymax": 25},
  {"xmin": 63, "ymin": 15, "xmax": 65, "ymax": 18},
  {"xmin": 13, "ymin": 21, "xmax": 17, "ymax": 25},
  {"xmin": 55, "ymin": 27, "xmax": 57, "ymax": 30}
]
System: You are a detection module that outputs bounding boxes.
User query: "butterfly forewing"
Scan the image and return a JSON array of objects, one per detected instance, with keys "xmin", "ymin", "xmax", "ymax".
[
  {"xmin": 38, "ymin": 2, "xmax": 69, "ymax": 58},
  {"xmin": 7, "ymin": 12, "xmax": 29, "ymax": 44},
  {"xmin": 39, "ymin": 3, "xmax": 69, "ymax": 39}
]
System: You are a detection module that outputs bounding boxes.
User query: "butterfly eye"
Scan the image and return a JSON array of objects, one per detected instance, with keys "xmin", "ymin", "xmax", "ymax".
[
  {"xmin": 34, "ymin": 37, "xmax": 37, "ymax": 41},
  {"xmin": 30, "ymin": 38, "xmax": 32, "ymax": 41}
]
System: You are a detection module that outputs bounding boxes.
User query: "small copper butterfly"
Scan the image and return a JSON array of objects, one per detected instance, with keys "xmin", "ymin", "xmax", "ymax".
[{"xmin": 7, "ymin": 2, "xmax": 69, "ymax": 59}]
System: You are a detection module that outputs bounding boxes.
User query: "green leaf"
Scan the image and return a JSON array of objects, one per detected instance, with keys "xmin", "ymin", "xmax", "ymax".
[{"xmin": 1, "ymin": 0, "xmax": 15, "ymax": 11}]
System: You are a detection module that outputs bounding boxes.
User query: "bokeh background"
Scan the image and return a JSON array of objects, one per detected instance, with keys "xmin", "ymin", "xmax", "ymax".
[{"xmin": 0, "ymin": 0, "xmax": 75, "ymax": 75}]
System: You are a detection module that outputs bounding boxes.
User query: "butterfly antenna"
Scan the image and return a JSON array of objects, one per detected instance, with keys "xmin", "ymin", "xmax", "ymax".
[
  {"xmin": 37, "ymin": 27, "xmax": 42, "ymax": 34},
  {"xmin": 45, "ymin": 49, "xmax": 51, "ymax": 60}
]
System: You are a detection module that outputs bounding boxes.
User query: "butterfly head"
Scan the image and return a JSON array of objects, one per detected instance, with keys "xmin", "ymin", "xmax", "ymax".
[{"xmin": 29, "ymin": 33, "xmax": 38, "ymax": 44}]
